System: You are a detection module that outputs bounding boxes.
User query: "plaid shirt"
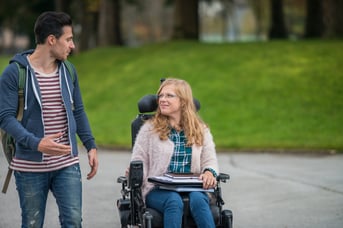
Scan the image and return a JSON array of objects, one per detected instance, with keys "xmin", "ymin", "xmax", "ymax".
[{"xmin": 168, "ymin": 128, "xmax": 192, "ymax": 173}]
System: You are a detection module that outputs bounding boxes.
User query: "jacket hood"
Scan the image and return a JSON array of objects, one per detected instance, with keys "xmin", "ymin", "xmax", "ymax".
[{"xmin": 9, "ymin": 49, "xmax": 34, "ymax": 68}]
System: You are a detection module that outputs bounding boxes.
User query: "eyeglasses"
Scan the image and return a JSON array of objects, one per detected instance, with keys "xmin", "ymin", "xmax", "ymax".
[{"xmin": 157, "ymin": 93, "xmax": 178, "ymax": 99}]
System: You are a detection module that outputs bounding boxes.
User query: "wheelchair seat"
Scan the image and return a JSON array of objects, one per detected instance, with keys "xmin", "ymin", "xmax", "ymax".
[{"xmin": 116, "ymin": 88, "xmax": 233, "ymax": 228}]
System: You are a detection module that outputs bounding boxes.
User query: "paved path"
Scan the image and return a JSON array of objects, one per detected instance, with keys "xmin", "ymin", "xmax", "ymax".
[{"xmin": 1, "ymin": 149, "xmax": 343, "ymax": 228}]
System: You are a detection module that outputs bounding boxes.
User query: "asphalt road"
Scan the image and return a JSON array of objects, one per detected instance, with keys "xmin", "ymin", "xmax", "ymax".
[{"xmin": 1, "ymin": 149, "xmax": 343, "ymax": 228}]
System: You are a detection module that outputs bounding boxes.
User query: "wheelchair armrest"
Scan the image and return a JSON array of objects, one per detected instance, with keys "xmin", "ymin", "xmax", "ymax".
[
  {"xmin": 217, "ymin": 173, "xmax": 230, "ymax": 183},
  {"xmin": 117, "ymin": 176, "xmax": 128, "ymax": 184},
  {"xmin": 117, "ymin": 176, "xmax": 130, "ymax": 200}
]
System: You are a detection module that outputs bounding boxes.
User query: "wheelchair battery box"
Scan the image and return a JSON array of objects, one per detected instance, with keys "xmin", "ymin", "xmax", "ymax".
[{"xmin": 129, "ymin": 160, "xmax": 143, "ymax": 188}]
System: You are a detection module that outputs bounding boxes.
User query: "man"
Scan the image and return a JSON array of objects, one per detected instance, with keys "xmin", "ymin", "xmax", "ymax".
[{"xmin": 0, "ymin": 11, "xmax": 98, "ymax": 227}]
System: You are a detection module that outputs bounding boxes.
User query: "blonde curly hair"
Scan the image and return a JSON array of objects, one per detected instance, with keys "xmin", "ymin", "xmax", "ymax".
[{"xmin": 151, "ymin": 78, "xmax": 205, "ymax": 146}]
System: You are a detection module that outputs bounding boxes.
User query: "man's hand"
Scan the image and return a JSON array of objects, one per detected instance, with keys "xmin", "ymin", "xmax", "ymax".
[
  {"xmin": 87, "ymin": 148, "xmax": 98, "ymax": 180},
  {"xmin": 38, "ymin": 132, "xmax": 71, "ymax": 155}
]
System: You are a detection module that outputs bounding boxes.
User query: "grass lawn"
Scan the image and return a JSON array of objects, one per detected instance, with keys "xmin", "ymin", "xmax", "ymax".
[{"xmin": 1, "ymin": 40, "xmax": 342, "ymax": 152}]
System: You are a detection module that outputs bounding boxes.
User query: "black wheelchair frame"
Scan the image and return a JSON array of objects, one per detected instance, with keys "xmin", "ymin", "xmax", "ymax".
[{"xmin": 116, "ymin": 91, "xmax": 233, "ymax": 228}]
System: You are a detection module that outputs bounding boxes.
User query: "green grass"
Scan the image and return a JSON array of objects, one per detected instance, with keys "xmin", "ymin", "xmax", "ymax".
[{"xmin": 1, "ymin": 40, "xmax": 342, "ymax": 151}]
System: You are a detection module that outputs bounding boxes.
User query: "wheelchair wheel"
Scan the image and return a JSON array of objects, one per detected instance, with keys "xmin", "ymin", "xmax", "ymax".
[{"xmin": 221, "ymin": 209, "xmax": 233, "ymax": 228}]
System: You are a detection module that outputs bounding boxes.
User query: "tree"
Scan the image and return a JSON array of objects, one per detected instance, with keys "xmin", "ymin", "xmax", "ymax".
[
  {"xmin": 0, "ymin": 0, "xmax": 54, "ymax": 51},
  {"xmin": 112, "ymin": 0, "xmax": 124, "ymax": 45},
  {"xmin": 268, "ymin": 0, "xmax": 287, "ymax": 39},
  {"xmin": 54, "ymin": 0, "xmax": 71, "ymax": 12},
  {"xmin": 249, "ymin": 0, "xmax": 270, "ymax": 41},
  {"xmin": 304, "ymin": 0, "xmax": 324, "ymax": 38},
  {"xmin": 98, "ymin": 0, "xmax": 124, "ymax": 46},
  {"xmin": 172, "ymin": 0, "xmax": 199, "ymax": 39},
  {"xmin": 324, "ymin": 0, "xmax": 343, "ymax": 38},
  {"xmin": 77, "ymin": 0, "xmax": 99, "ymax": 51}
]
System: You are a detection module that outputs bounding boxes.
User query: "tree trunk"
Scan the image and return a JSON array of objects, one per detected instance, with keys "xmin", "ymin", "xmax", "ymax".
[
  {"xmin": 304, "ymin": 0, "xmax": 324, "ymax": 38},
  {"xmin": 54, "ymin": 0, "xmax": 69, "ymax": 12},
  {"xmin": 79, "ymin": 1, "xmax": 99, "ymax": 51},
  {"xmin": 172, "ymin": 0, "xmax": 199, "ymax": 40},
  {"xmin": 113, "ymin": 0, "xmax": 124, "ymax": 45},
  {"xmin": 250, "ymin": 0, "xmax": 269, "ymax": 41},
  {"xmin": 98, "ymin": 0, "xmax": 124, "ymax": 46},
  {"xmin": 324, "ymin": 0, "xmax": 343, "ymax": 38},
  {"xmin": 98, "ymin": 0, "xmax": 114, "ymax": 46},
  {"xmin": 268, "ymin": 0, "xmax": 287, "ymax": 39}
]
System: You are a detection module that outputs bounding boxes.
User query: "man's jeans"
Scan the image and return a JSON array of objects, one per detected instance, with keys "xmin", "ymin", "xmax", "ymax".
[
  {"xmin": 14, "ymin": 163, "xmax": 82, "ymax": 228},
  {"xmin": 146, "ymin": 188, "xmax": 215, "ymax": 228}
]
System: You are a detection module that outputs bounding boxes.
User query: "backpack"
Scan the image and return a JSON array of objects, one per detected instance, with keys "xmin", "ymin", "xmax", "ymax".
[{"xmin": 1, "ymin": 60, "xmax": 75, "ymax": 194}]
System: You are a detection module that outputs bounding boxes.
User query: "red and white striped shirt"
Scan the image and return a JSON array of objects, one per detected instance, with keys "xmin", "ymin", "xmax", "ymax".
[{"xmin": 10, "ymin": 67, "xmax": 79, "ymax": 172}]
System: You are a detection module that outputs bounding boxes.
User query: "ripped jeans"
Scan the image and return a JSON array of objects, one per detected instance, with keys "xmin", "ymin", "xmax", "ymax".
[{"xmin": 14, "ymin": 164, "xmax": 82, "ymax": 228}]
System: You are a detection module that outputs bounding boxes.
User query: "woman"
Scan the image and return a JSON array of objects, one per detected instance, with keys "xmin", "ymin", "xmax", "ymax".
[{"xmin": 130, "ymin": 78, "xmax": 219, "ymax": 228}]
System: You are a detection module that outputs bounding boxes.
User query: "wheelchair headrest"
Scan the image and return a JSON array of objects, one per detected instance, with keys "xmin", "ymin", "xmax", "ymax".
[
  {"xmin": 137, "ymin": 94, "xmax": 201, "ymax": 113},
  {"xmin": 138, "ymin": 94, "xmax": 158, "ymax": 113}
]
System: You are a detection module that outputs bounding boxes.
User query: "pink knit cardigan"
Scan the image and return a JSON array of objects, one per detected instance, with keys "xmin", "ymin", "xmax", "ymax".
[{"xmin": 130, "ymin": 121, "xmax": 219, "ymax": 200}]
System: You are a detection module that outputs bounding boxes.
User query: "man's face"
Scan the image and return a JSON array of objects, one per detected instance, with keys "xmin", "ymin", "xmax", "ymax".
[{"xmin": 51, "ymin": 26, "xmax": 75, "ymax": 61}]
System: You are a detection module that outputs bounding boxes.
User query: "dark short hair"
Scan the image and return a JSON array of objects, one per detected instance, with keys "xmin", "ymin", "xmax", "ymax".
[{"xmin": 34, "ymin": 11, "xmax": 72, "ymax": 44}]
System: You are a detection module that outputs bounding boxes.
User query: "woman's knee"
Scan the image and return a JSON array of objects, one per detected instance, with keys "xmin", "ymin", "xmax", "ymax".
[
  {"xmin": 189, "ymin": 192, "xmax": 209, "ymax": 208},
  {"xmin": 165, "ymin": 192, "xmax": 183, "ymax": 210},
  {"xmin": 146, "ymin": 189, "xmax": 183, "ymax": 212}
]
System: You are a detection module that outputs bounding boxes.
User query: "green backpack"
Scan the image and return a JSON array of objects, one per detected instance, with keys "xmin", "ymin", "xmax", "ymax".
[{"xmin": 1, "ymin": 60, "xmax": 75, "ymax": 193}]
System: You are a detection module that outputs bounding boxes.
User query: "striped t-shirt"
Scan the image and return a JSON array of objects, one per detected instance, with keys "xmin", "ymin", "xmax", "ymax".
[{"xmin": 10, "ymin": 67, "xmax": 79, "ymax": 172}]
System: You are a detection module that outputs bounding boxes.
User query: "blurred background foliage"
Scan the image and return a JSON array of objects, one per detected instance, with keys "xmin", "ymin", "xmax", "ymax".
[
  {"xmin": 0, "ymin": 0, "xmax": 342, "ymax": 151},
  {"xmin": 1, "ymin": 0, "xmax": 343, "ymax": 53}
]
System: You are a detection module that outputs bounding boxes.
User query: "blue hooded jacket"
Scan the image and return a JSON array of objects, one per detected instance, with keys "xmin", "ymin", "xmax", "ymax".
[{"xmin": 0, "ymin": 50, "xmax": 96, "ymax": 161}]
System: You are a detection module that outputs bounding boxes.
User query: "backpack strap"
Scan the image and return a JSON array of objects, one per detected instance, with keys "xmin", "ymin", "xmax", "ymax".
[
  {"xmin": 63, "ymin": 60, "xmax": 76, "ymax": 110},
  {"xmin": 15, "ymin": 62, "xmax": 25, "ymax": 121},
  {"xmin": 63, "ymin": 60, "xmax": 75, "ymax": 82}
]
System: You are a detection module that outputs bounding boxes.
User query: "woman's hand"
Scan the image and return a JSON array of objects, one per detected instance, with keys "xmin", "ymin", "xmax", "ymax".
[{"xmin": 200, "ymin": 171, "xmax": 217, "ymax": 189}]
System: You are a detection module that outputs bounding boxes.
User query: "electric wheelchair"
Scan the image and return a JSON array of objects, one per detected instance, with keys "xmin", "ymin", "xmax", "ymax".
[{"xmin": 116, "ymin": 84, "xmax": 233, "ymax": 228}]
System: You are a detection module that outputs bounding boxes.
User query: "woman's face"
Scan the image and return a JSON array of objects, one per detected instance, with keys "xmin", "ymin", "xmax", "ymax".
[{"xmin": 158, "ymin": 85, "xmax": 181, "ymax": 119}]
